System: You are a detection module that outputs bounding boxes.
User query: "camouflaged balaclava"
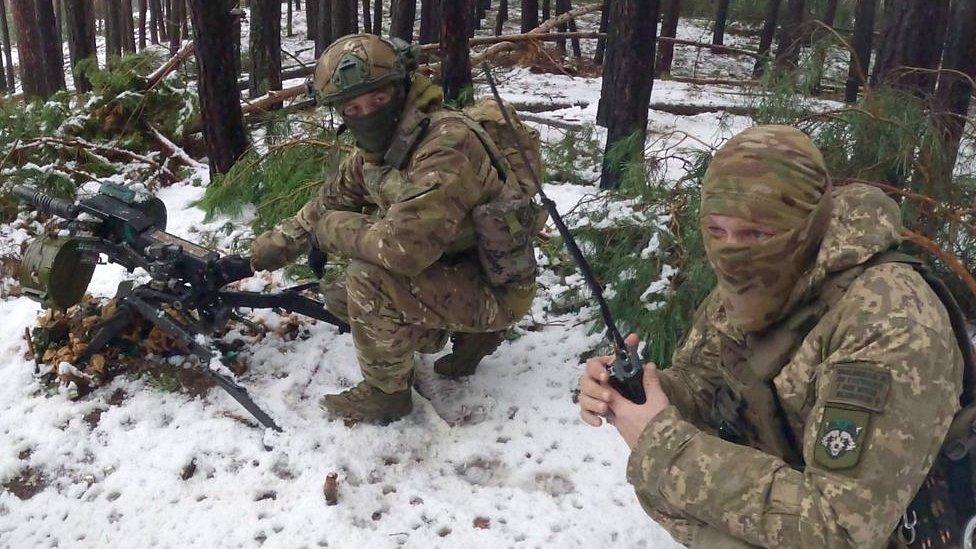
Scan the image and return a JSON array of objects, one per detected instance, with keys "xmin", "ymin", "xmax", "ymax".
[{"xmin": 701, "ymin": 125, "xmax": 833, "ymax": 333}]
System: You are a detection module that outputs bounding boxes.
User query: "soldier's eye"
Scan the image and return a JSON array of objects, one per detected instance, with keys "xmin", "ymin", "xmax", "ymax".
[{"xmin": 706, "ymin": 225, "xmax": 726, "ymax": 238}]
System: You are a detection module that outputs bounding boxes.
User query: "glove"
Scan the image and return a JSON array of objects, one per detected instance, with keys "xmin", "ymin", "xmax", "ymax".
[
  {"xmin": 250, "ymin": 229, "xmax": 294, "ymax": 272},
  {"xmin": 308, "ymin": 232, "xmax": 327, "ymax": 279},
  {"xmin": 215, "ymin": 254, "xmax": 254, "ymax": 286}
]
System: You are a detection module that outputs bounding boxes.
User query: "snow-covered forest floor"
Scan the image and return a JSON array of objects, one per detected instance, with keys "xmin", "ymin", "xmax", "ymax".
[{"xmin": 0, "ymin": 7, "xmax": 846, "ymax": 549}]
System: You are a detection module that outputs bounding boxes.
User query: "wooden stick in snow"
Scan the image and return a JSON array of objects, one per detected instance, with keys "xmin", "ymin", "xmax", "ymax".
[
  {"xmin": 144, "ymin": 40, "xmax": 196, "ymax": 91},
  {"xmin": 148, "ymin": 123, "xmax": 207, "ymax": 171}
]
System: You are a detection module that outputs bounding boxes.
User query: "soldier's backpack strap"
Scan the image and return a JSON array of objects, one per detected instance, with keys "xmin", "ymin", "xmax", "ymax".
[
  {"xmin": 383, "ymin": 107, "xmax": 433, "ymax": 170},
  {"xmin": 428, "ymin": 109, "xmax": 514, "ymax": 184}
]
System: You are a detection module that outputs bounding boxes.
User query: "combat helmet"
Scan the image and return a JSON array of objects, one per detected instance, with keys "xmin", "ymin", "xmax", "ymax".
[{"xmin": 310, "ymin": 34, "xmax": 419, "ymax": 106}]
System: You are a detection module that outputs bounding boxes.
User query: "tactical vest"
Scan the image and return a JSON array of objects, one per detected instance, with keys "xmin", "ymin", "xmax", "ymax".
[{"xmin": 710, "ymin": 251, "xmax": 976, "ymax": 547}]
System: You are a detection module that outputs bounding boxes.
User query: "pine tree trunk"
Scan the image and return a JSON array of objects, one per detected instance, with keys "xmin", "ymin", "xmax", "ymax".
[
  {"xmin": 541, "ymin": 0, "xmax": 549, "ymax": 22},
  {"xmin": 122, "ymin": 0, "xmax": 136, "ymax": 52},
  {"xmin": 10, "ymin": 0, "xmax": 47, "ymax": 98},
  {"xmin": 249, "ymin": 0, "xmax": 281, "ymax": 99},
  {"xmin": 520, "ymin": 0, "xmax": 537, "ymax": 33},
  {"xmin": 231, "ymin": 6, "xmax": 242, "ymax": 79},
  {"xmin": 554, "ymin": 0, "xmax": 568, "ymax": 56},
  {"xmin": 148, "ymin": 0, "xmax": 162, "ymax": 42},
  {"xmin": 752, "ymin": 0, "xmax": 781, "ymax": 76},
  {"xmin": 420, "ymin": 0, "xmax": 440, "ymax": 42},
  {"xmin": 362, "ymin": 0, "xmax": 371, "ymax": 36},
  {"xmin": 37, "ymin": 0, "xmax": 67, "ymax": 93},
  {"xmin": 925, "ymin": 0, "xmax": 976, "ymax": 189},
  {"xmin": 494, "ymin": 0, "xmax": 507, "ymax": 36},
  {"xmin": 306, "ymin": 0, "xmax": 318, "ymax": 41},
  {"xmin": 138, "ymin": 0, "xmax": 147, "ymax": 49},
  {"xmin": 105, "ymin": 0, "xmax": 123, "ymax": 58},
  {"xmin": 712, "ymin": 0, "xmax": 730, "ymax": 46},
  {"xmin": 168, "ymin": 0, "xmax": 184, "ymax": 55},
  {"xmin": 54, "ymin": 0, "xmax": 64, "ymax": 47},
  {"xmin": 844, "ymin": 0, "xmax": 876, "ymax": 102},
  {"xmin": 286, "ymin": 0, "xmax": 293, "ymax": 36},
  {"xmin": 316, "ymin": 0, "xmax": 331, "ymax": 57},
  {"xmin": 598, "ymin": 0, "xmax": 659, "ymax": 189},
  {"xmin": 594, "ymin": 2, "xmax": 609, "ymax": 64},
  {"xmin": 655, "ymin": 0, "xmax": 680, "ymax": 75},
  {"xmin": 772, "ymin": 0, "xmax": 805, "ymax": 73},
  {"xmin": 0, "ymin": 0, "xmax": 17, "ymax": 90},
  {"xmin": 187, "ymin": 0, "xmax": 249, "ymax": 176},
  {"xmin": 391, "ymin": 0, "xmax": 415, "ymax": 41},
  {"xmin": 441, "ymin": 0, "xmax": 472, "ymax": 104},
  {"xmin": 332, "ymin": 0, "xmax": 354, "ymax": 38},
  {"xmin": 65, "ymin": 0, "xmax": 97, "ymax": 92},
  {"xmin": 872, "ymin": 0, "xmax": 950, "ymax": 97},
  {"xmin": 372, "ymin": 0, "xmax": 382, "ymax": 34},
  {"xmin": 348, "ymin": 0, "xmax": 358, "ymax": 32}
]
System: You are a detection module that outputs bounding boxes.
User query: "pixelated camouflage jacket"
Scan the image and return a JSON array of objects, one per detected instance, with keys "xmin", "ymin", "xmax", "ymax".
[{"xmin": 627, "ymin": 183, "xmax": 963, "ymax": 548}]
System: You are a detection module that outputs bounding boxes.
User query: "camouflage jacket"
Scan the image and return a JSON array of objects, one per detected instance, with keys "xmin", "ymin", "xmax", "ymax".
[{"xmin": 627, "ymin": 184, "xmax": 963, "ymax": 548}]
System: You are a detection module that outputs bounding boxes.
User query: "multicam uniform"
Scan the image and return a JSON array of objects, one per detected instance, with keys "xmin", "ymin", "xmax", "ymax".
[
  {"xmin": 255, "ymin": 74, "xmax": 535, "ymax": 395},
  {"xmin": 626, "ymin": 127, "xmax": 962, "ymax": 547}
]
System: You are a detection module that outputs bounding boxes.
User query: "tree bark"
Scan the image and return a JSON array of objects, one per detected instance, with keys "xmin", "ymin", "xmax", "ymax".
[
  {"xmin": 844, "ymin": 0, "xmax": 876, "ymax": 102},
  {"xmin": 332, "ymin": 0, "xmax": 355, "ymax": 39},
  {"xmin": 541, "ymin": 0, "xmax": 549, "ymax": 22},
  {"xmin": 10, "ymin": 0, "xmax": 47, "ymax": 98},
  {"xmin": 494, "ymin": 0, "xmax": 507, "ymax": 36},
  {"xmin": 65, "ymin": 0, "xmax": 98, "ymax": 92},
  {"xmin": 420, "ymin": 0, "xmax": 440, "ymax": 43},
  {"xmin": 37, "ymin": 0, "xmax": 66, "ymax": 92},
  {"xmin": 520, "ymin": 0, "xmax": 537, "ymax": 33},
  {"xmin": 122, "ymin": 0, "xmax": 136, "ymax": 52},
  {"xmin": 373, "ymin": 0, "xmax": 383, "ymax": 34},
  {"xmin": 168, "ymin": 0, "xmax": 184, "ymax": 55},
  {"xmin": 316, "ymin": 0, "xmax": 331, "ymax": 57},
  {"xmin": 187, "ymin": 0, "xmax": 249, "ymax": 175},
  {"xmin": 105, "ymin": 0, "xmax": 123, "ymax": 57},
  {"xmin": 138, "ymin": 0, "xmax": 147, "ymax": 49},
  {"xmin": 655, "ymin": 0, "xmax": 680, "ymax": 76},
  {"xmin": 752, "ymin": 0, "xmax": 781, "ymax": 76},
  {"xmin": 0, "ymin": 0, "xmax": 16, "ymax": 90},
  {"xmin": 594, "ymin": 1, "xmax": 609, "ymax": 64},
  {"xmin": 249, "ymin": 0, "xmax": 282, "ymax": 99},
  {"xmin": 872, "ymin": 0, "xmax": 950, "ymax": 97},
  {"xmin": 306, "ymin": 0, "xmax": 318, "ymax": 42},
  {"xmin": 348, "ymin": 0, "xmax": 358, "ymax": 32},
  {"xmin": 286, "ymin": 0, "xmax": 293, "ymax": 36},
  {"xmin": 441, "ymin": 0, "xmax": 472, "ymax": 104},
  {"xmin": 598, "ymin": 0, "xmax": 659, "ymax": 189},
  {"xmin": 772, "ymin": 0, "xmax": 805, "ymax": 73},
  {"xmin": 148, "ymin": 0, "xmax": 162, "ymax": 42},
  {"xmin": 362, "ymin": 0, "xmax": 371, "ymax": 36},
  {"xmin": 712, "ymin": 0, "xmax": 730, "ymax": 46},
  {"xmin": 392, "ymin": 0, "xmax": 416, "ymax": 42}
]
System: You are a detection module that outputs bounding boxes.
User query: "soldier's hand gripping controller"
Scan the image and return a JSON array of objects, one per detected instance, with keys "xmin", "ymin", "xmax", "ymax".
[{"xmin": 608, "ymin": 344, "xmax": 647, "ymax": 405}]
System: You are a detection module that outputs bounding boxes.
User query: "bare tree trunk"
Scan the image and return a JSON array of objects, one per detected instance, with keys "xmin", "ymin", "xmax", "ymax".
[
  {"xmin": 231, "ymin": 5, "xmax": 242, "ymax": 79},
  {"xmin": 712, "ymin": 0, "xmax": 730, "ymax": 46},
  {"xmin": 348, "ymin": 0, "xmax": 358, "ymax": 32},
  {"xmin": 655, "ymin": 0, "xmax": 680, "ymax": 76},
  {"xmin": 168, "ymin": 0, "xmax": 184, "ymax": 55},
  {"xmin": 809, "ymin": 0, "xmax": 839, "ymax": 94},
  {"xmin": 148, "ymin": 0, "xmax": 162, "ymax": 42},
  {"xmin": 306, "ymin": 0, "xmax": 318, "ymax": 42},
  {"xmin": 187, "ymin": 0, "xmax": 249, "ymax": 175},
  {"xmin": 37, "ymin": 0, "xmax": 67, "ymax": 92},
  {"xmin": 373, "ymin": 0, "xmax": 382, "ymax": 34},
  {"xmin": 420, "ymin": 0, "xmax": 440, "ymax": 42},
  {"xmin": 65, "ymin": 0, "xmax": 98, "ymax": 92},
  {"xmin": 54, "ymin": 0, "xmax": 64, "ymax": 46},
  {"xmin": 494, "ymin": 0, "xmax": 507, "ymax": 36},
  {"xmin": 362, "ymin": 0, "xmax": 371, "ymax": 35},
  {"xmin": 772, "ymin": 0, "xmax": 805, "ymax": 73},
  {"xmin": 391, "ymin": 0, "xmax": 415, "ymax": 41},
  {"xmin": 316, "ymin": 0, "xmax": 332, "ymax": 56},
  {"xmin": 122, "ymin": 0, "xmax": 136, "ymax": 52},
  {"xmin": 520, "ymin": 0, "xmax": 537, "ymax": 33},
  {"xmin": 138, "ymin": 0, "xmax": 147, "ymax": 49},
  {"xmin": 249, "ymin": 0, "xmax": 281, "ymax": 100},
  {"xmin": 541, "ymin": 0, "xmax": 549, "ymax": 22},
  {"xmin": 0, "ymin": 0, "xmax": 16, "ymax": 90},
  {"xmin": 441, "ymin": 0, "xmax": 472, "ymax": 105},
  {"xmin": 594, "ymin": 2, "xmax": 609, "ymax": 64},
  {"xmin": 286, "ymin": 0, "xmax": 293, "ymax": 36},
  {"xmin": 10, "ymin": 0, "xmax": 47, "ymax": 98},
  {"xmin": 332, "ymin": 0, "xmax": 354, "ymax": 38},
  {"xmin": 872, "ymin": 0, "xmax": 950, "ymax": 97},
  {"xmin": 105, "ymin": 0, "xmax": 123, "ymax": 58},
  {"xmin": 598, "ymin": 0, "xmax": 659, "ymax": 189},
  {"xmin": 752, "ymin": 0, "xmax": 781, "ymax": 76},
  {"xmin": 845, "ymin": 0, "xmax": 876, "ymax": 102}
]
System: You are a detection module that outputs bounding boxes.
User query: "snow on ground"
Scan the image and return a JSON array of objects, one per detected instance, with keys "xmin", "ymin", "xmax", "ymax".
[{"xmin": 0, "ymin": 7, "xmax": 809, "ymax": 549}]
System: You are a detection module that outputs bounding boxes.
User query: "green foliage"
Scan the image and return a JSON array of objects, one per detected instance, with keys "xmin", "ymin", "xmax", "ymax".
[
  {"xmin": 197, "ymin": 136, "xmax": 344, "ymax": 233},
  {"xmin": 542, "ymin": 123, "xmax": 602, "ymax": 184}
]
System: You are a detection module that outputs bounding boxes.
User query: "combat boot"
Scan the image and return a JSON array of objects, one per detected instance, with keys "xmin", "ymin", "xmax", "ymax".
[
  {"xmin": 319, "ymin": 381, "xmax": 412, "ymax": 425},
  {"xmin": 433, "ymin": 330, "xmax": 507, "ymax": 379}
]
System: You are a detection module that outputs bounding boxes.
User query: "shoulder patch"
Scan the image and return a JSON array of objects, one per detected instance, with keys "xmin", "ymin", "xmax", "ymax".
[
  {"xmin": 827, "ymin": 363, "xmax": 891, "ymax": 412},
  {"xmin": 815, "ymin": 406, "xmax": 870, "ymax": 470}
]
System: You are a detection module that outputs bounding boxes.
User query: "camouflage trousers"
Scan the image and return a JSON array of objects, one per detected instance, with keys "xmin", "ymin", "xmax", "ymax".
[{"xmin": 323, "ymin": 258, "xmax": 522, "ymax": 393}]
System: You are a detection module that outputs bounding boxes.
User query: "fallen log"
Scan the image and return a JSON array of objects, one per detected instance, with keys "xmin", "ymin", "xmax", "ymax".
[{"xmin": 144, "ymin": 41, "xmax": 196, "ymax": 91}]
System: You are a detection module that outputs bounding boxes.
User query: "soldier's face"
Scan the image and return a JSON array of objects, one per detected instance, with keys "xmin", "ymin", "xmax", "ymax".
[
  {"xmin": 339, "ymin": 86, "xmax": 395, "ymax": 118},
  {"xmin": 704, "ymin": 214, "xmax": 782, "ymax": 245}
]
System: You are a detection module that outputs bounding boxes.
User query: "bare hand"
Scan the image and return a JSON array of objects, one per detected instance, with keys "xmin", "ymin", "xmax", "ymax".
[{"xmin": 578, "ymin": 334, "xmax": 671, "ymax": 448}]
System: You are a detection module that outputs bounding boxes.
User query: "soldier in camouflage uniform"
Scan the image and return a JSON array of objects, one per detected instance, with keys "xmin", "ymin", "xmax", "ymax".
[
  {"xmin": 251, "ymin": 34, "xmax": 537, "ymax": 424},
  {"xmin": 578, "ymin": 126, "xmax": 963, "ymax": 547}
]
